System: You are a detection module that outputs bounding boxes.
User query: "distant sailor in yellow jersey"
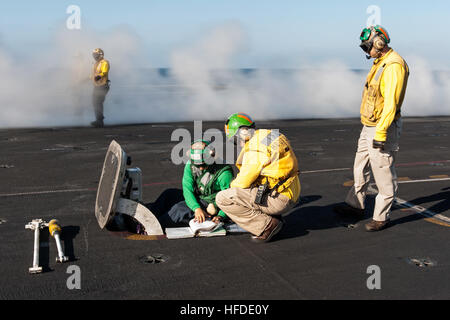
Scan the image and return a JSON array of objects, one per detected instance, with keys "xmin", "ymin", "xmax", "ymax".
[
  {"xmin": 216, "ymin": 113, "xmax": 301, "ymax": 243},
  {"xmin": 90, "ymin": 48, "xmax": 110, "ymax": 128},
  {"xmin": 335, "ymin": 26, "xmax": 409, "ymax": 232}
]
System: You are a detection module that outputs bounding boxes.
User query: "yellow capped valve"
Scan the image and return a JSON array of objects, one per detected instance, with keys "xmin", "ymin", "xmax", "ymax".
[
  {"xmin": 48, "ymin": 219, "xmax": 62, "ymax": 237},
  {"xmin": 48, "ymin": 219, "xmax": 68, "ymax": 263}
]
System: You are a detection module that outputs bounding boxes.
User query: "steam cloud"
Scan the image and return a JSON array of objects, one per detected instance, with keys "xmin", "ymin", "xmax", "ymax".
[{"xmin": 0, "ymin": 22, "xmax": 449, "ymax": 128}]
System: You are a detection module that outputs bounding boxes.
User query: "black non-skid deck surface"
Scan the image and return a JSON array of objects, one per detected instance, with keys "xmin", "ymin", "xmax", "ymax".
[{"xmin": 0, "ymin": 117, "xmax": 449, "ymax": 300}]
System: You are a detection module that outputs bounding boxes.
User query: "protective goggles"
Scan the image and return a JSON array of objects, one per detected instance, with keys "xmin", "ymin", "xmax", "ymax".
[
  {"xmin": 190, "ymin": 149, "xmax": 205, "ymax": 165},
  {"xmin": 360, "ymin": 28, "xmax": 372, "ymax": 42},
  {"xmin": 359, "ymin": 28, "xmax": 374, "ymax": 53},
  {"xmin": 190, "ymin": 140, "xmax": 214, "ymax": 165}
]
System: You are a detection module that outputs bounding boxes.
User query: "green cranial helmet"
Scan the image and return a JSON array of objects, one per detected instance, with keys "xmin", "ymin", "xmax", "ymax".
[
  {"xmin": 360, "ymin": 25, "xmax": 390, "ymax": 43},
  {"xmin": 190, "ymin": 140, "xmax": 215, "ymax": 165},
  {"xmin": 225, "ymin": 113, "xmax": 255, "ymax": 140}
]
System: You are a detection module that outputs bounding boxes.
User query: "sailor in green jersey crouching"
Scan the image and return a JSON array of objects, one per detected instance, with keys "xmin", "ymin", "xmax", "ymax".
[{"xmin": 151, "ymin": 140, "xmax": 234, "ymax": 228}]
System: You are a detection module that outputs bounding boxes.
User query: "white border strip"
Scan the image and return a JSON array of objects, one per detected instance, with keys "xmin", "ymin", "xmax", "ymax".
[
  {"xmin": 395, "ymin": 197, "xmax": 450, "ymax": 223},
  {"xmin": 0, "ymin": 188, "xmax": 92, "ymax": 198},
  {"xmin": 368, "ymin": 185, "xmax": 450, "ymax": 224},
  {"xmin": 301, "ymin": 168, "xmax": 351, "ymax": 174},
  {"xmin": 399, "ymin": 178, "xmax": 450, "ymax": 184}
]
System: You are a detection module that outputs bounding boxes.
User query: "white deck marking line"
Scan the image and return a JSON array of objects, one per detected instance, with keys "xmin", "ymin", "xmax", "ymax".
[
  {"xmin": 398, "ymin": 178, "xmax": 450, "ymax": 184},
  {"xmin": 343, "ymin": 177, "xmax": 450, "ymax": 187},
  {"xmin": 394, "ymin": 198, "xmax": 450, "ymax": 224},
  {"xmin": 2, "ymin": 177, "xmax": 448, "ymax": 198},
  {"xmin": 368, "ymin": 185, "xmax": 450, "ymax": 226},
  {"xmin": 1, "ymin": 161, "xmax": 447, "ymax": 198},
  {"xmin": 300, "ymin": 160, "xmax": 449, "ymax": 175},
  {"xmin": 0, "ymin": 188, "xmax": 94, "ymax": 197},
  {"xmin": 0, "ymin": 181, "xmax": 179, "ymax": 198},
  {"xmin": 301, "ymin": 168, "xmax": 351, "ymax": 174}
]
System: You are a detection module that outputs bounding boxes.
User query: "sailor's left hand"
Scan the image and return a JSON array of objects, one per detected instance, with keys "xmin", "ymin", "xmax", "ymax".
[
  {"xmin": 194, "ymin": 208, "xmax": 207, "ymax": 223},
  {"xmin": 373, "ymin": 139, "xmax": 385, "ymax": 150}
]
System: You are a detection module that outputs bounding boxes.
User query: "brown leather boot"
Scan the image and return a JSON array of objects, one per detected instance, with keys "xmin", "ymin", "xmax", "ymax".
[
  {"xmin": 251, "ymin": 217, "xmax": 284, "ymax": 243},
  {"xmin": 365, "ymin": 220, "xmax": 390, "ymax": 232}
]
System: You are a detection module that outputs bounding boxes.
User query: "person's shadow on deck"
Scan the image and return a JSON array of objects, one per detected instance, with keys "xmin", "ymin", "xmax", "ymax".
[
  {"xmin": 390, "ymin": 187, "xmax": 450, "ymax": 227},
  {"xmin": 407, "ymin": 188, "xmax": 450, "ymax": 214},
  {"xmin": 277, "ymin": 196, "xmax": 355, "ymax": 241},
  {"xmin": 278, "ymin": 195, "xmax": 378, "ymax": 241}
]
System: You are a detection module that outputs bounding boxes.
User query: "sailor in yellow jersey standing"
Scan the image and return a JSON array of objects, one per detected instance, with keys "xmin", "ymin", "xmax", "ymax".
[
  {"xmin": 335, "ymin": 26, "xmax": 409, "ymax": 232},
  {"xmin": 216, "ymin": 113, "xmax": 301, "ymax": 243},
  {"xmin": 91, "ymin": 48, "xmax": 110, "ymax": 128}
]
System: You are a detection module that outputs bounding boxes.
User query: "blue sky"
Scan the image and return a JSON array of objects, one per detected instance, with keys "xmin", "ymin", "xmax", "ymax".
[{"xmin": 1, "ymin": 0, "xmax": 449, "ymax": 68}]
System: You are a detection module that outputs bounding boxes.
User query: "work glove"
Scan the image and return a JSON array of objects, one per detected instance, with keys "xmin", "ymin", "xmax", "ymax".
[
  {"xmin": 373, "ymin": 139, "xmax": 385, "ymax": 150},
  {"xmin": 94, "ymin": 75, "xmax": 101, "ymax": 81}
]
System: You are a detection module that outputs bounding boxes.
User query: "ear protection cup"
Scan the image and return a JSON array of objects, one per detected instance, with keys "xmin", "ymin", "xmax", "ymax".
[
  {"xmin": 373, "ymin": 36, "xmax": 386, "ymax": 51},
  {"xmin": 205, "ymin": 145, "xmax": 215, "ymax": 158},
  {"xmin": 239, "ymin": 128, "xmax": 251, "ymax": 141},
  {"xmin": 201, "ymin": 144, "xmax": 215, "ymax": 165}
]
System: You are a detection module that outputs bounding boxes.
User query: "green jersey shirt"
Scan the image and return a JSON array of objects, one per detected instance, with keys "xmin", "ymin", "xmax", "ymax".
[{"xmin": 182, "ymin": 161, "xmax": 234, "ymax": 219}]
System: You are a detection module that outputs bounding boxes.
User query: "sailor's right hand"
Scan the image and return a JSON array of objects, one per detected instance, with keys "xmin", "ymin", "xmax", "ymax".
[
  {"xmin": 212, "ymin": 216, "xmax": 223, "ymax": 224},
  {"xmin": 194, "ymin": 208, "xmax": 206, "ymax": 223}
]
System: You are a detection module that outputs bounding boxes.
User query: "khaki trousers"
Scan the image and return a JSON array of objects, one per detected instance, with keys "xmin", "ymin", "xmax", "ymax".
[
  {"xmin": 216, "ymin": 187, "xmax": 293, "ymax": 236},
  {"xmin": 346, "ymin": 120, "xmax": 402, "ymax": 222},
  {"xmin": 92, "ymin": 85, "xmax": 110, "ymax": 121}
]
